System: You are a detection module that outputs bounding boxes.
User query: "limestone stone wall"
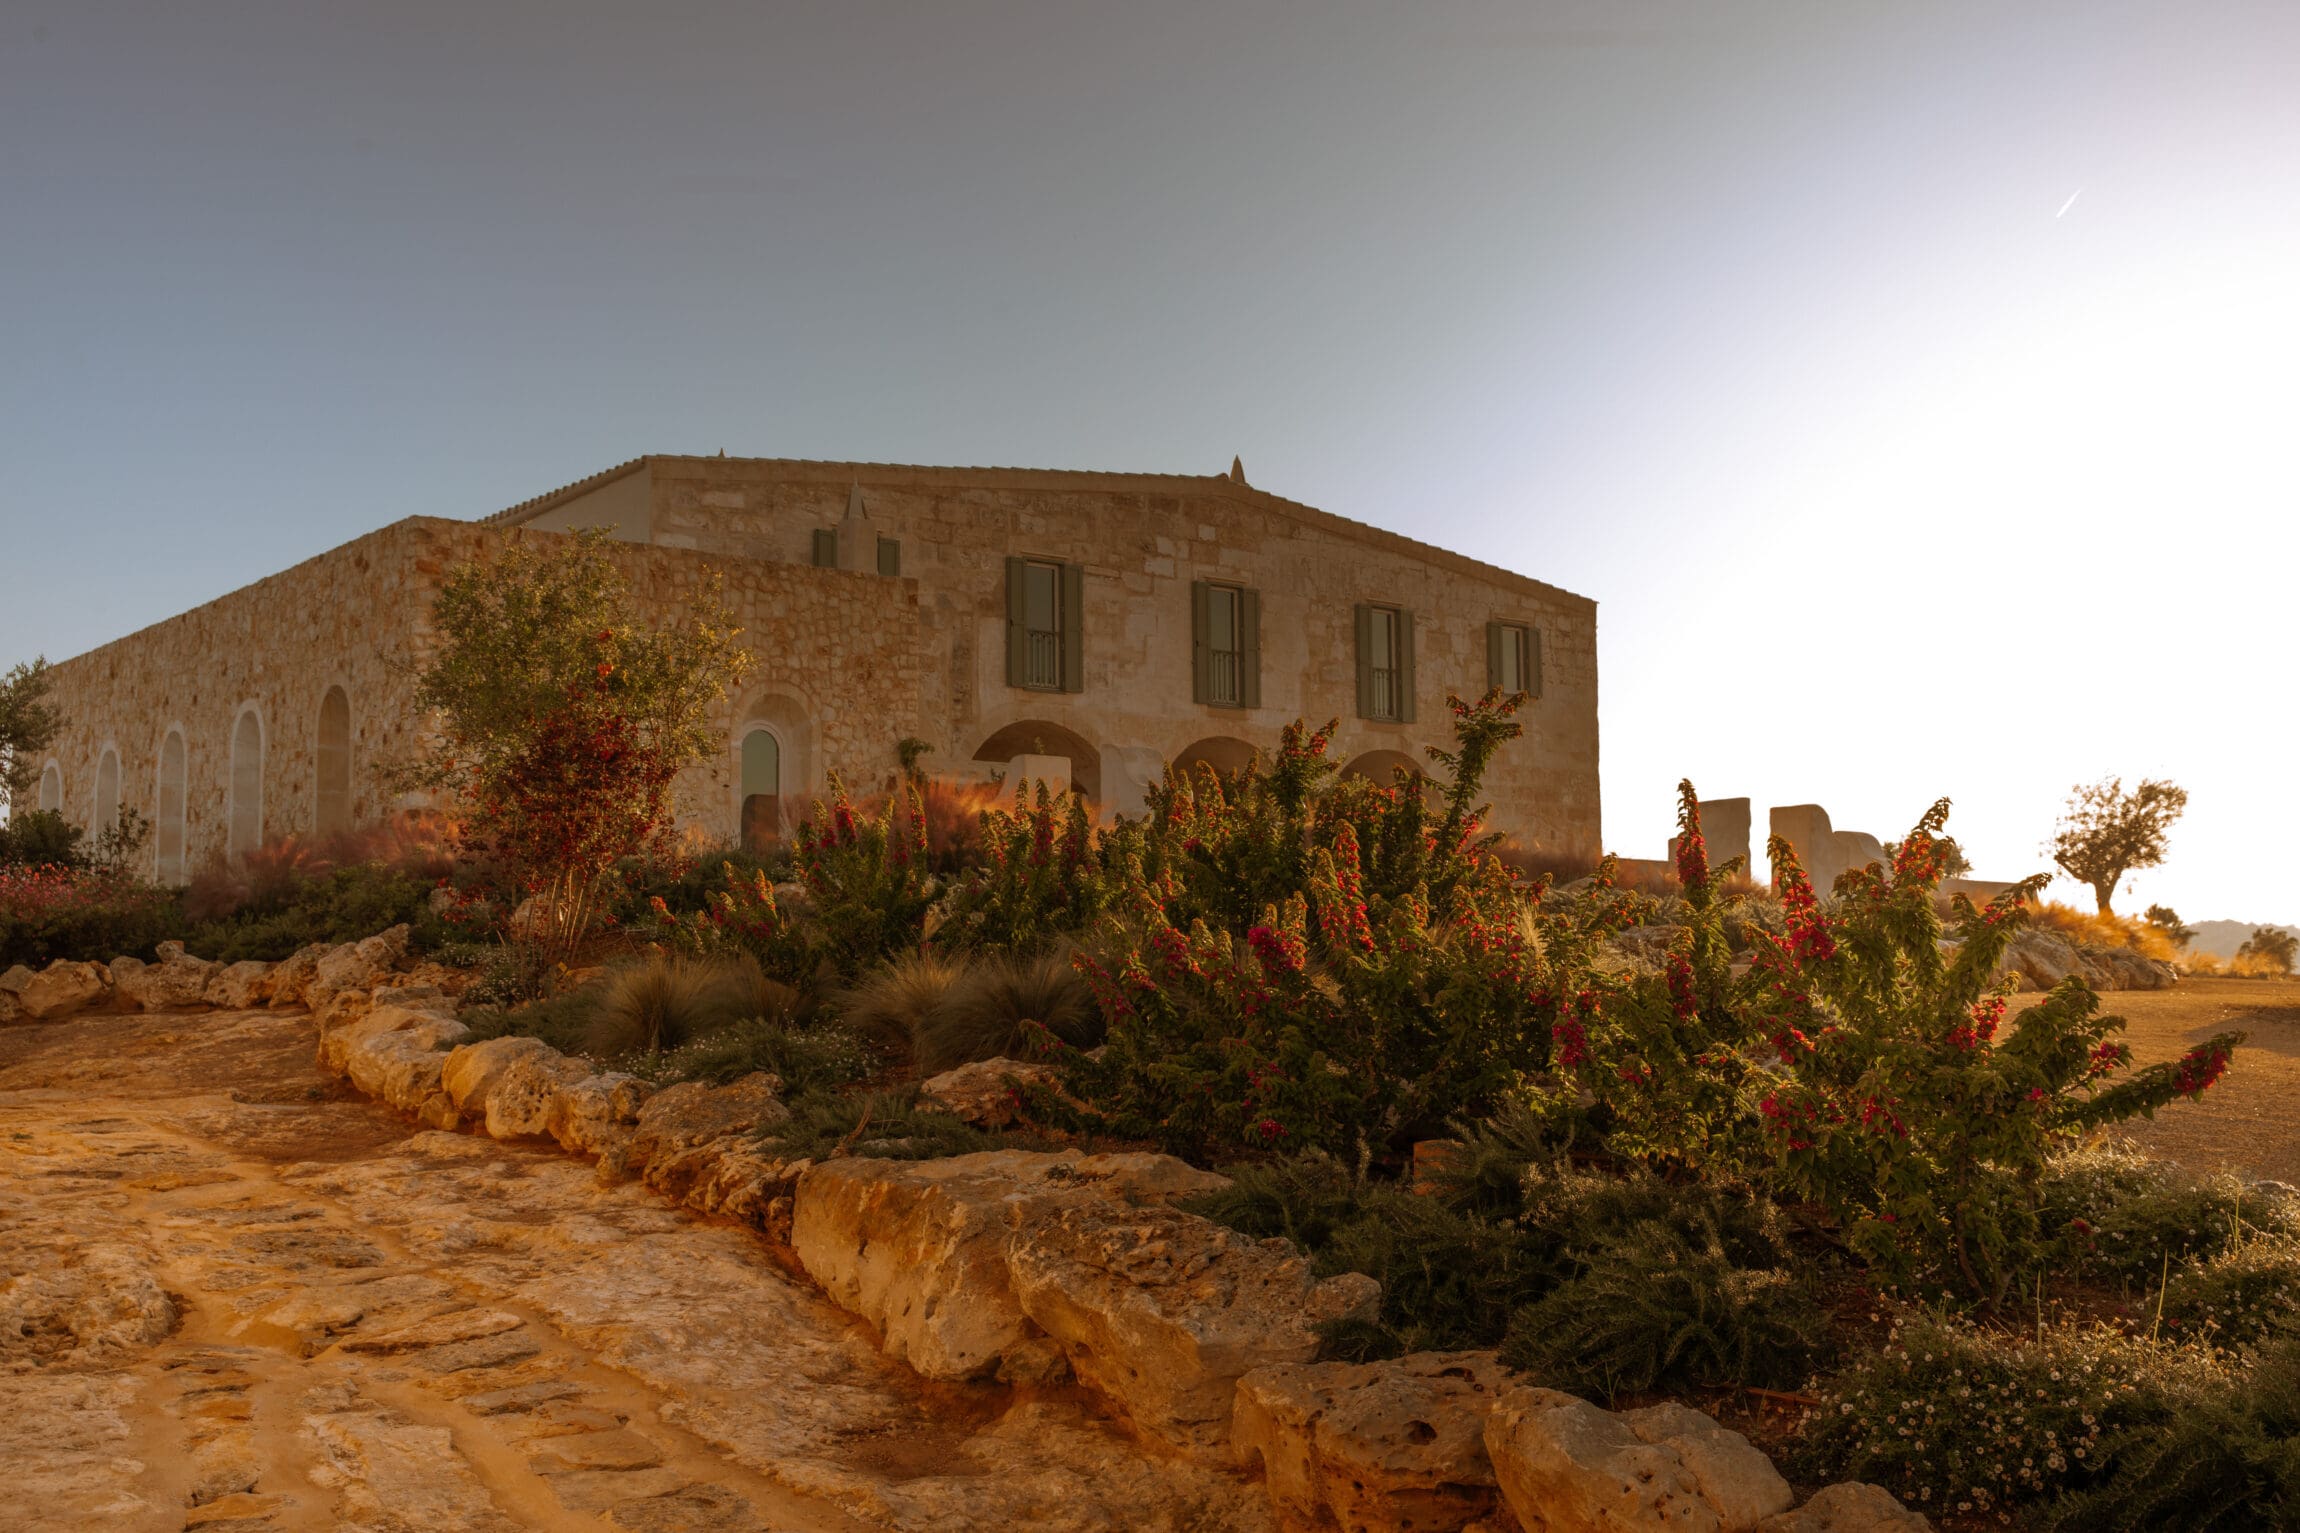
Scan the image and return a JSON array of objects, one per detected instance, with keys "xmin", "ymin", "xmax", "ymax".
[
  {"xmin": 503, "ymin": 457, "xmax": 1603, "ymax": 859},
  {"xmin": 36, "ymin": 518, "xmax": 933, "ymax": 878}
]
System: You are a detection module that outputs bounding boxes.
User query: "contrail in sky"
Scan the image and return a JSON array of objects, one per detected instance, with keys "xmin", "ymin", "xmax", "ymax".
[{"xmin": 2056, "ymin": 189, "xmax": 2082, "ymax": 218}]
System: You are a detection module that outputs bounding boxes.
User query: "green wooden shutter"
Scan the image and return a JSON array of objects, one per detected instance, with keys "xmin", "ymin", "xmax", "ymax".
[
  {"xmin": 1487, "ymin": 621, "xmax": 1506, "ymax": 692},
  {"xmin": 1529, "ymin": 626, "xmax": 1544, "ymax": 699},
  {"xmin": 1005, "ymin": 557, "xmax": 1028, "ymax": 687},
  {"xmin": 811, "ymin": 529, "xmax": 837, "ymax": 567},
  {"xmin": 1354, "ymin": 604, "xmax": 1374, "ymax": 719},
  {"xmin": 1060, "ymin": 563, "xmax": 1085, "ymax": 693},
  {"xmin": 1190, "ymin": 581, "xmax": 1211, "ymax": 704},
  {"xmin": 1397, "ymin": 608, "xmax": 1417, "ymax": 724},
  {"xmin": 1240, "ymin": 587, "xmax": 1262, "ymax": 709},
  {"xmin": 876, "ymin": 536, "xmax": 901, "ymax": 577}
]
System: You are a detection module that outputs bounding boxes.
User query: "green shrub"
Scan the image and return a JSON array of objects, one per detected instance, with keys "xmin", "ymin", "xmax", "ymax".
[
  {"xmin": 914, "ymin": 950, "xmax": 1098, "ymax": 1072},
  {"xmin": 2161, "ymin": 1238, "xmax": 2300, "ymax": 1353},
  {"xmin": 1312, "ymin": 1188, "xmax": 1556, "ymax": 1361},
  {"xmin": 2038, "ymin": 1335, "xmax": 2300, "ymax": 1532},
  {"xmin": 632, "ymin": 1015, "xmax": 874, "ymax": 1094},
  {"xmin": 583, "ymin": 954, "xmax": 748, "ymax": 1058},
  {"xmin": 460, "ymin": 983, "xmax": 604, "ymax": 1055},
  {"xmin": 460, "ymin": 941, "xmax": 556, "ymax": 1008},
  {"xmin": 1795, "ymin": 1310, "xmax": 2208, "ymax": 1519},
  {"xmin": 0, "ymin": 809, "xmax": 85, "ymax": 869},
  {"xmin": 1499, "ymin": 1212, "xmax": 1820, "ymax": 1397},
  {"xmin": 754, "ymin": 1087, "xmax": 1059, "ymax": 1162},
  {"xmin": 2040, "ymin": 1139, "xmax": 2300, "ymax": 1287},
  {"xmin": 930, "ymin": 783, "xmax": 1109, "ymax": 953},
  {"xmin": 182, "ymin": 861, "xmax": 436, "ymax": 962},
  {"xmin": 0, "ymin": 863, "xmax": 177, "ymax": 968},
  {"xmin": 835, "ymin": 950, "xmax": 964, "ymax": 1056},
  {"xmin": 788, "ymin": 776, "xmax": 936, "ymax": 978}
]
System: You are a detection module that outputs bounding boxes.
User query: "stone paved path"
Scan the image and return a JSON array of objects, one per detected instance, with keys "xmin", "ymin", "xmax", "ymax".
[{"xmin": 0, "ymin": 1008, "xmax": 1268, "ymax": 1533}]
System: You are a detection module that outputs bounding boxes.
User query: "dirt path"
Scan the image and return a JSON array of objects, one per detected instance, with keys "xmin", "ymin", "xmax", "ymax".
[
  {"xmin": 2015, "ymin": 976, "xmax": 2300, "ymax": 1184},
  {"xmin": 0, "ymin": 1009, "xmax": 1267, "ymax": 1533}
]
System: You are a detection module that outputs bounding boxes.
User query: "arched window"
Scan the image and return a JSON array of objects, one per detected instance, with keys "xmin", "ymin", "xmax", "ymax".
[
  {"xmin": 156, "ymin": 729, "xmax": 188, "ymax": 883},
  {"xmin": 228, "ymin": 708, "xmax": 264, "ymax": 861},
  {"xmin": 37, "ymin": 761, "xmax": 62, "ymax": 814},
  {"xmin": 316, "ymin": 687, "xmax": 352, "ymax": 838},
  {"xmin": 93, "ymin": 748, "xmax": 121, "ymax": 836},
  {"xmin": 739, "ymin": 727, "xmax": 781, "ymax": 852}
]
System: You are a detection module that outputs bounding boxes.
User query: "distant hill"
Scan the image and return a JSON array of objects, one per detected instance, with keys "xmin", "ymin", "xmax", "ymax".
[{"xmin": 2187, "ymin": 920, "xmax": 2300, "ymax": 960}]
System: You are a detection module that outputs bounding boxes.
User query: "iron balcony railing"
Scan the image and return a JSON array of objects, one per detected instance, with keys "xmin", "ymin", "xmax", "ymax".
[{"xmin": 1025, "ymin": 629, "xmax": 1062, "ymax": 688}]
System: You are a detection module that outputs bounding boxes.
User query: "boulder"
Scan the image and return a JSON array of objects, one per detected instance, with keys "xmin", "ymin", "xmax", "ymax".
[
  {"xmin": 114, "ymin": 946, "xmax": 219, "ymax": 1010},
  {"xmin": 628, "ymin": 1074, "xmax": 789, "ymax": 1193},
  {"xmin": 19, "ymin": 960, "xmax": 111, "ymax": 1021},
  {"xmin": 545, "ymin": 1071, "xmax": 654, "ymax": 1159},
  {"xmin": 2001, "ymin": 931, "xmax": 2086, "ymax": 991},
  {"xmin": 343, "ymin": 1010, "xmax": 474, "ymax": 1127},
  {"xmin": 441, "ymin": 1036, "xmax": 560, "ymax": 1120},
  {"xmin": 263, "ymin": 943, "xmax": 333, "ymax": 1009},
  {"xmin": 203, "ymin": 960, "xmax": 274, "ymax": 1010},
  {"xmin": 368, "ymin": 981, "xmax": 456, "ymax": 1017},
  {"xmin": 916, "ymin": 1056, "xmax": 1075, "ymax": 1127},
  {"xmin": 483, "ymin": 1047, "xmax": 594, "ymax": 1139},
  {"xmin": 686, "ymin": 1146, "xmax": 811, "ymax": 1228},
  {"xmin": 1757, "ymin": 1484, "xmax": 1930, "ymax": 1532},
  {"xmin": 1486, "ymin": 1388, "xmax": 1792, "ymax": 1533},
  {"xmin": 1006, "ymin": 1194, "xmax": 1381, "ymax": 1457},
  {"xmin": 791, "ymin": 1149, "xmax": 1237, "ymax": 1388},
  {"xmin": 0, "ymin": 964, "xmax": 29, "ymax": 1023},
  {"xmin": 327, "ymin": 1003, "xmax": 471, "ymax": 1083},
  {"xmin": 304, "ymin": 925, "xmax": 410, "ymax": 1010},
  {"xmin": 1233, "ymin": 1350, "xmax": 1514, "ymax": 1532}
]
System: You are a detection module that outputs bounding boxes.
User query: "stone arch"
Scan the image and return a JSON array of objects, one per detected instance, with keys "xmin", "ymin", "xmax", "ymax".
[
  {"xmin": 972, "ymin": 719, "xmax": 1100, "ymax": 803},
  {"xmin": 156, "ymin": 727, "xmax": 189, "ymax": 883},
  {"xmin": 1171, "ymin": 735, "xmax": 1259, "ymax": 779},
  {"xmin": 228, "ymin": 705, "xmax": 265, "ymax": 861},
  {"xmin": 36, "ymin": 760, "xmax": 62, "ymax": 814},
  {"xmin": 729, "ymin": 691, "xmax": 814, "ymax": 835},
  {"xmin": 316, "ymin": 686, "xmax": 353, "ymax": 838},
  {"xmin": 1340, "ymin": 749, "xmax": 1426, "ymax": 789},
  {"xmin": 93, "ymin": 746, "xmax": 121, "ymax": 836}
]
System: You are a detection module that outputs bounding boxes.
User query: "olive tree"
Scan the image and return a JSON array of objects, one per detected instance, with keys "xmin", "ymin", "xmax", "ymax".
[{"xmin": 2050, "ymin": 776, "xmax": 2187, "ymax": 915}]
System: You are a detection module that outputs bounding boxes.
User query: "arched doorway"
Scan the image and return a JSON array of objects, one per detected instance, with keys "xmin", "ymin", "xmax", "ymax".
[
  {"xmin": 972, "ymin": 719, "xmax": 1100, "ymax": 803},
  {"xmin": 37, "ymin": 761, "xmax": 62, "ymax": 814},
  {"xmin": 94, "ymin": 748, "xmax": 121, "ymax": 837},
  {"xmin": 316, "ymin": 687, "xmax": 352, "ymax": 838},
  {"xmin": 228, "ymin": 708, "xmax": 264, "ymax": 861},
  {"xmin": 739, "ymin": 727, "xmax": 782, "ymax": 852},
  {"xmin": 1172, "ymin": 736, "xmax": 1259, "ymax": 780},
  {"xmin": 156, "ymin": 729, "xmax": 188, "ymax": 883}
]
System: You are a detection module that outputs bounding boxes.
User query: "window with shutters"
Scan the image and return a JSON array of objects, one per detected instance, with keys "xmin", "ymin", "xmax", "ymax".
[
  {"xmin": 1020, "ymin": 560, "xmax": 1064, "ymax": 689},
  {"xmin": 1360, "ymin": 605, "xmax": 1407, "ymax": 722},
  {"xmin": 810, "ymin": 529, "xmax": 837, "ymax": 567},
  {"xmin": 1491, "ymin": 622, "xmax": 1536, "ymax": 696},
  {"xmin": 1192, "ymin": 581, "xmax": 1260, "ymax": 709},
  {"xmin": 876, "ymin": 536, "xmax": 901, "ymax": 577}
]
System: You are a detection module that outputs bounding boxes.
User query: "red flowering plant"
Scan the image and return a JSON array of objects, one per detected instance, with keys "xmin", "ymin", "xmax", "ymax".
[
  {"xmin": 392, "ymin": 529, "xmax": 751, "ymax": 957},
  {"xmin": 786, "ymin": 772, "xmax": 935, "ymax": 978},
  {"xmin": 930, "ymin": 777, "xmax": 1107, "ymax": 954},
  {"xmin": 1726, "ymin": 799, "xmax": 2241, "ymax": 1301},
  {"xmin": 1063, "ymin": 692, "xmax": 1625, "ymax": 1161}
]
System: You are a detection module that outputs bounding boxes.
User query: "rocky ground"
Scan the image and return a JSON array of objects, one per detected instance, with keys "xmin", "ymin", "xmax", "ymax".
[{"xmin": 0, "ymin": 1006, "xmax": 1270, "ymax": 1533}]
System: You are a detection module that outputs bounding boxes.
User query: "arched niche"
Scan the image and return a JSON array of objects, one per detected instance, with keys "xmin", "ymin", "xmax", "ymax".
[
  {"xmin": 729, "ymin": 691, "xmax": 813, "ymax": 837},
  {"xmin": 228, "ymin": 706, "xmax": 264, "ymax": 861},
  {"xmin": 93, "ymin": 747, "xmax": 121, "ymax": 835},
  {"xmin": 37, "ymin": 761, "xmax": 62, "ymax": 814},
  {"xmin": 1172, "ymin": 735, "xmax": 1259, "ymax": 780},
  {"xmin": 972, "ymin": 718, "xmax": 1101, "ymax": 803},
  {"xmin": 316, "ymin": 686, "xmax": 353, "ymax": 838},
  {"xmin": 156, "ymin": 728, "xmax": 189, "ymax": 883},
  {"xmin": 738, "ymin": 726, "xmax": 783, "ymax": 851}
]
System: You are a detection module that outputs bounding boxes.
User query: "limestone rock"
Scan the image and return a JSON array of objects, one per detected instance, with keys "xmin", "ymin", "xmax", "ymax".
[
  {"xmin": 546, "ymin": 1071, "xmax": 654, "ymax": 1159},
  {"xmin": 1234, "ymin": 1350, "xmax": 1514, "ymax": 1532},
  {"xmin": 19, "ymin": 960, "xmax": 111, "ymax": 1021},
  {"xmin": 1487, "ymin": 1387, "xmax": 1792, "ymax": 1533},
  {"xmin": 442, "ymin": 1036, "xmax": 560, "ymax": 1119},
  {"xmin": 370, "ymin": 980, "xmax": 456, "ymax": 1016},
  {"xmin": 630, "ymin": 1073, "xmax": 788, "ymax": 1169},
  {"xmin": 484, "ymin": 1046, "xmax": 594, "ymax": 1139},
  {"xmin": 113, "ymin": 946, "xmax": 218, "ymax": 1010},
  {"xmin": 304, "ymin": 925, "xmax": 410, "ymax": 1009},
  {"xmin": 686, "ymin": 1146, "xmax": 810, "ymax": 1228},
  {"xmin": 264, "ymin": 942, "xmax": 333, "ymax": 1008},
  {"xmin": 0, "ymin": 965, "xmax": 26, "ymax": 1023},
  {"xmin": 320, "ymin": 1001, "xmax": 467, "ymax": 1075},
  {"xmin": 342, "ymin": 1008, "xmax": 474, "ymax": 1122},
  {"xmin": 1757, "ymin": 1483, "xmax": 1930, "ymax": 1532},
  {"xmin": 203, "ymin": 959, "xmax": 275, "ymax": 1009},
  {"xmin": 1007, "ymin": 1194, "xmax": 1381, "ymax": 1457},
  {"xmin": 917, "ymin": 1055, "xmax": 1073, "ymax": 1127}
]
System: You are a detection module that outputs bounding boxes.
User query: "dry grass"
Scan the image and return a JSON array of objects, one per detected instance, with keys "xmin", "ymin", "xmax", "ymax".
[
  {"xmin": 582, "ymin": 952, "xmax": 793, "ymax": 1059},
  {"xmin": 836, "ymin": 950, "xmax": 965, "ymax": 1055},
  {"xmin": 912, "ymin": 951, "xmax": 1099, "ymax": 1073},
  {"xmin": 2026, "ymin": 901, "xmax": 2182, "ymax": 963}
]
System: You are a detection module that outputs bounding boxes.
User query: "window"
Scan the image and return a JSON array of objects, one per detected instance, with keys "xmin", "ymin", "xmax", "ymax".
[
  {"xmin": 1487, "ymin": 621, "xmax": 1541, "ymax": 698},
  {"xmin": 739, "ymin": 728, "xmax": 781, "ymax": 852},
  {"xmin": 1354, "ymin": 604, "xmax": 1416, "ymax": 723},
  {"xmin": 811, "ymin": 529, "xmax": 838, "ymax": 567},
  {"xmin": 317, "ymin": 687, "xmax": 352, "ymax": 837},
  {"xmin": 37, "ymin": 761, "xmax": 62, "ymax": 813},
  {"xmin": 1005, "ymin": 557, "xmax": 1082, "ymax": 692},
  {"xmin": 1191, "ymin": 581, "xmax": 1261, "ymax": 708},
  {"xmin": 876, "ymin": 536, "xmax": 902, "ymax": 577}
]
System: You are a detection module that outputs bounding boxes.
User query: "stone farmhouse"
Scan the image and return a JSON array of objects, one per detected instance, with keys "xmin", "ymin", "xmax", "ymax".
[{"xmin": 31, "ymin": 456, "xmax": 1600, "ymax": 881}]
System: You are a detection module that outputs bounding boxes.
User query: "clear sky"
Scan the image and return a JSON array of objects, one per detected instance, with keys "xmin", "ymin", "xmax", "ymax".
[{"xmin": 4, "ymin": 2, "xmax": 2295, "ymax": 924}]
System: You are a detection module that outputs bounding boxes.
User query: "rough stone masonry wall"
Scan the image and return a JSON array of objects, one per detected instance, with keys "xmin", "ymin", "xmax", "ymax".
[
  {"xmin": 35, "ymin": 518, "xmax": 934, "ymax": 874},
  {"xmin": 623, "ymin": 459, "xmax": 1602, "ymax": 860}
]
